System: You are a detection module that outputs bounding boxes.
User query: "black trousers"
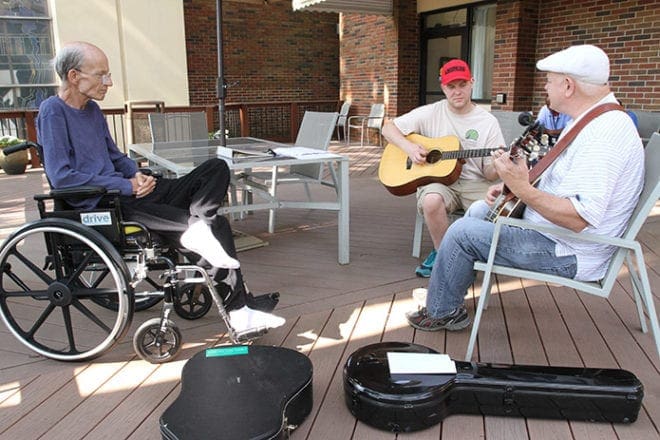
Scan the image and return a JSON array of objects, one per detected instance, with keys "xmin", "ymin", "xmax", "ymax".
[{"xmin": 119, "ymin": 158, "xmax": 246, "ymax": 308}]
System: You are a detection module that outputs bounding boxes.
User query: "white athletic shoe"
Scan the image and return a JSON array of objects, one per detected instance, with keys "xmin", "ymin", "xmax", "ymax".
[
  {"xmin": 229, "ymin": 306, "xmax": 286, "ymax": 332},
  {"xmin": 180, "ymin": 220, "xmax": 240, "ymax": 269}
]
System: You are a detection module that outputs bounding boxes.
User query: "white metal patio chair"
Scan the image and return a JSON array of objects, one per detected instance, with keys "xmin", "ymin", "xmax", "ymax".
[
  {"xmin": 411, "ymin": 209, "xmax": 464, "ymax": 258},
  {"xmin": 347, "ymin": 103, "xmax": 385, "ymax": 147},
  {"xmin": 148, "ymin": 112, "xmax": 208, "ymax": 142},
  {"xmin": 336, "ymin": 101, "xmax": 351, "ymax": 142},
  {"xmin": 241, "ymin": 111, "xmax": 339, "ymax": 232},
  {"xmin": 465, "ymin": 132, "xmax": 660, "ymax": 361},
  {"xmin": 148, "ymin": 111, "xmax": 247, "ymax": 218}
]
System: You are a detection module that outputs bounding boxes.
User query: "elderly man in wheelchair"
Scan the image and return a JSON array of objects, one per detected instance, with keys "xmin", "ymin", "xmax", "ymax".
[{"xmin": 0, "ymin": 41, "xmax": 284, "ymax": 364}]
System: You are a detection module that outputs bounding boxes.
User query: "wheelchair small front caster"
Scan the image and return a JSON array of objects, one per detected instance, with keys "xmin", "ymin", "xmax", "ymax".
[
  {"xmin": 173, "ymin": 283, "xmax": 212, "ymax": 320},
  {"xmin": 133, "ymin": 317, "xmax": 182, "ymax": 363}
]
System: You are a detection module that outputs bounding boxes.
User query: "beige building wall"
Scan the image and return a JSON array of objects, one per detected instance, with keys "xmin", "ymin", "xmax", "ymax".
[{"xmin": 49, "ymin": 0, "xmax": 189, "ymax": 108}]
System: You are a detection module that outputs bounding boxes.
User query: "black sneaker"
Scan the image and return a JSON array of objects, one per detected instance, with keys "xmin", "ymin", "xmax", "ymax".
[
  {"xmin": 405, "ymin": 306, "xmax": 470, "ymax": 331},
  {"xmin": 246, "ymin": 292, "xmax": 280, "ymax": 312}
]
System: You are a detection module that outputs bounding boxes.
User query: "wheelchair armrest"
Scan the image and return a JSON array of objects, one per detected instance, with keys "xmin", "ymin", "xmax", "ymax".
[
  {"xmin": 34, "ymin": 186, "xmax": 119, "ymax": 202},
  {"xmin": 139, "ymin": 167, "xmax": 163, "ymax": 178}
]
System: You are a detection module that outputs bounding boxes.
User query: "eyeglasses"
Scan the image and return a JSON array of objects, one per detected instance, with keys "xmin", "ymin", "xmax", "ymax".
[{"xmin": 75, "ymin": 69, "xmax": 112, "ymax": 84}]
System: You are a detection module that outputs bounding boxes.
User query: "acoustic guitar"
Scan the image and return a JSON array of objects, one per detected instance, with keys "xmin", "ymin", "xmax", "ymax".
[{"xmin": 378, "ymin": 134, "xmax": 504, "ymax": 196}]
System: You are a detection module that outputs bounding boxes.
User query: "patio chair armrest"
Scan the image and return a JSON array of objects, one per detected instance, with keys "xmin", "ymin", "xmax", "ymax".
[
  {"xmin": 348, "ymin": 115, "xmax": 384, "ymax": 129},
  {"xmin": 494, "ymin": 217, "xmax": 639, "ymax": 250},
  {"xmin": 347, "ymin": 115, "xmax": 367, "ymax": 127}
]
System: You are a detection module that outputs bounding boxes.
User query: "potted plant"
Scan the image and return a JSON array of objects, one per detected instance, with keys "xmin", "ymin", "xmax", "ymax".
[{"xmin": 0, "ymin": 135, "xmax": 30, "ymax": 175}]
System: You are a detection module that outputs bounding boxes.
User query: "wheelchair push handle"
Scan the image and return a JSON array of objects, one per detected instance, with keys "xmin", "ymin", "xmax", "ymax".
[{"xmin": 2, "ymin": 141, "xmax": 40, "ymax": 156}]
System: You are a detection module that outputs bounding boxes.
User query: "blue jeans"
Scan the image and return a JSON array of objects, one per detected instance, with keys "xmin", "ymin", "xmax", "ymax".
[{"xmin": 426, "ymin": 201, "xmax": 577, "ymax": 318}]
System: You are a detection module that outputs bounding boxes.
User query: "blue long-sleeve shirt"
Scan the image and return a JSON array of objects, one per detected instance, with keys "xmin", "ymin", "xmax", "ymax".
[{"xmin": 37, "ymin": 96, "xmax": 138, "ymax": 209}]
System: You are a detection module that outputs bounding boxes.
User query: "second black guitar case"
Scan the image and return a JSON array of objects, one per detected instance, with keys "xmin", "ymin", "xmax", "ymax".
[{"xmin": 344, "ymin": 342, "xmax": 643, "ymax": 433}]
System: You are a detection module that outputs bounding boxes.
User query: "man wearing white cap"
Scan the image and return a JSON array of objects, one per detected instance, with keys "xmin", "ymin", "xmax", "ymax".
[{"xmin": 406, "ymin": 44, "xmax": 644, "ymax": 332}]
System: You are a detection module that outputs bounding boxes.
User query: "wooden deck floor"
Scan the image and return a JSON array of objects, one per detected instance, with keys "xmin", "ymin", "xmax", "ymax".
[{"xmin": 1, "ymin": 141, "xmax": 659, "ymax": 440}]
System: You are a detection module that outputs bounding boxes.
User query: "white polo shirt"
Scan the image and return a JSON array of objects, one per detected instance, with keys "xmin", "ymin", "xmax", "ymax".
[{"xmin": 523, "ymin": 93, "xmax": 644, "ymax": 281}]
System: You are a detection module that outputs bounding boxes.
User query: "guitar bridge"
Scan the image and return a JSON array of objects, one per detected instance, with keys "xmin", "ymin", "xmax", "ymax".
[{"xmin": 406, "ymin": 157, "xmax": 412, "ymax": 170}]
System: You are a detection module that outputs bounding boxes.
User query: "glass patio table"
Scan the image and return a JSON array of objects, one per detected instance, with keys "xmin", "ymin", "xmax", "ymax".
[{"xmin": 128, "ymin": 137, "xmax": 350, "ymax": 264}]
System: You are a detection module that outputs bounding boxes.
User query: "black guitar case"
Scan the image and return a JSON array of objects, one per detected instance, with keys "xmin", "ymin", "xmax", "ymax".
[
  {"xmin": 343, "ymin": 342, "xmax": 643, "ymax": 433},
  {"xmin": 161, "ymin": 345, "xmax": 313, "ymax": 440}
]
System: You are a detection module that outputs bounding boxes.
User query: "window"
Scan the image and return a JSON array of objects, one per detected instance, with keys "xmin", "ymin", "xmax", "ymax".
[
  {"xmin": 0, "ymin": 0, "xmax": 56, "ymax": 109},
  {"xmin": 421, "ymin": 2, "xmax": 496, "ymax": 104}
]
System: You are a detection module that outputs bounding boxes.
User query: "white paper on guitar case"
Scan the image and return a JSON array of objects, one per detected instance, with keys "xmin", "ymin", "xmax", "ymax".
[{"xmin": 387, "ymin": 352, "xmax": 457, "ymax": 374}]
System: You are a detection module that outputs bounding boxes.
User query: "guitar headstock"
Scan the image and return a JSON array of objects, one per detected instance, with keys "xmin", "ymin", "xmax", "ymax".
[{"xmin": 510, "ymin": 121, "xmax": 551, "ymax": 166}]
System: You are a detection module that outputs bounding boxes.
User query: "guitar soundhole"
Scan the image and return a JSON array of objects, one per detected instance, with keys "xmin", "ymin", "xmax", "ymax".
[{"xmin": 426, "ymin": 150, "xmax": 442, "ymax": 164}]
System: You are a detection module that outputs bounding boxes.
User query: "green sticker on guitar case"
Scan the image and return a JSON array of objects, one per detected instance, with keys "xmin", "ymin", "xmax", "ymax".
[{"xmin": 206, "ymin": 346, "xmax": 249, "ymax": 357}]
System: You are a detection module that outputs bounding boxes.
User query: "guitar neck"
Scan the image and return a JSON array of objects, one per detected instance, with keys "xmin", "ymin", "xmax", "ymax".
[{"xmin": 440, "ymin": 147, "xmax": 501, "ymax": 160}]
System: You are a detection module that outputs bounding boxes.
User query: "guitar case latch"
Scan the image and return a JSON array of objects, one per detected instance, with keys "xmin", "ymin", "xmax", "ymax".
[{"xmin": 503, "ymin": 386, "xmax": 515, "ymax": 414}]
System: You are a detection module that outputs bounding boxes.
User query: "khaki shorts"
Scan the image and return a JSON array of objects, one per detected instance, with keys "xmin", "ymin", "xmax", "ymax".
[{"xmin": 416, "ymin": 179, "xmax": 493, "ymax": 215}]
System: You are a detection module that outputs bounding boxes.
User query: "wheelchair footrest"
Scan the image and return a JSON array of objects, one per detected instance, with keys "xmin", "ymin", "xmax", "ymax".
[{"xmin": 233, "ymin": 326, "xmax": 269, "ymax": 342}]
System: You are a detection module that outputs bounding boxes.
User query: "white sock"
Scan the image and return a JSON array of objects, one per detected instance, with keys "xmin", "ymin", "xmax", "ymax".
[
  {"xmin": 229, "ymin": 306, "xmax": 285, "ymax": 332},
  {"xmin": 181, "ymin": 220, "xmax": 240, "ymax": 269}
]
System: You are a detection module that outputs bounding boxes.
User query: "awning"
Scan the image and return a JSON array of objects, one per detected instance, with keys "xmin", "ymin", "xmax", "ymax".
[{"xmin": 292, "ymin": 0, "xmax": 392, "ymax": 15}]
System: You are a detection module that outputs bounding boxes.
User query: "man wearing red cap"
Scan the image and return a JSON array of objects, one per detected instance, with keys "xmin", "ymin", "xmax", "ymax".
[{"xmin": 382, "ymin": 59, "xmax": 505, "ymax": 278}]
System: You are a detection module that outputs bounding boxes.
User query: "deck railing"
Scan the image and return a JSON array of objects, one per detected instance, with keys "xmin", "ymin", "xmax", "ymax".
[{"xmin": 0, "ymin": 100, "xmax": 339, "ymax": 167}]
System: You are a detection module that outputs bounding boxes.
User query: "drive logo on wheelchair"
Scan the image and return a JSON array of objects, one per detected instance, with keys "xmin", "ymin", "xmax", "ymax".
[{"xmin": 80, "ymin": 211, "xmax": 113, "ymax": 226}]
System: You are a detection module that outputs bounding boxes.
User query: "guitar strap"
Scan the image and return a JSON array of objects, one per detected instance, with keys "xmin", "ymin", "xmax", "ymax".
[{"xmin": 527, "ymin": 102, "xmax": 623, "ymax": 182}]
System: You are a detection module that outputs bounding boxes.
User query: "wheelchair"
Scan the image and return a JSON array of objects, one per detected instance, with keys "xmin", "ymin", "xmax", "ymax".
[{"xmin": 0, "ymin": 142, "xmax": 271, "ymax": 364}]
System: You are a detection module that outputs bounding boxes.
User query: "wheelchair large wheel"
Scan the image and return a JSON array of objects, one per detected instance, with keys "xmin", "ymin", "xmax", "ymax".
[
  {"xmin": 0, "ymin": 218, "xmax": 133, "ymax": 361},
  {"xmin": 133, "ymin": 317, "xmax": 182, "ymax": 364}
]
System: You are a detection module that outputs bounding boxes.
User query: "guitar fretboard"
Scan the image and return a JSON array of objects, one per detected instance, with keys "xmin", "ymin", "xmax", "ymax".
[{"xmin": 431, "ymin": 147, "xmax": 502, "ymax": 161}]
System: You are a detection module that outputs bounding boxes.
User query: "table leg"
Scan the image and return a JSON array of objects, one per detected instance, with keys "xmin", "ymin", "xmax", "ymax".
[
  {"xmin": 338, "ymin": 159, "xmax": 350, "ymax": 264},
  {"xmin": 268, "ymin": 166, "xmax": 278, "ymax": 233}
]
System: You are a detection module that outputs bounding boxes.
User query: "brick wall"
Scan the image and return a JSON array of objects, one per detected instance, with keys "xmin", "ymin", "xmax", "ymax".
[
  {"xmin": 491, "ymin": 0, "xmax": 540, "ymax": 111},
  {"xmin": 183, "ymin": 0, "xmax": 340, "ymax": 129},
  {"xmin": 182, "ymin": 0, "xmax": 658, "ymax": 137},
  {"xmin": 341, "ymin": 0, "xmax": 658, "ymax": 115},
  {"xmin": 533, "ymin": 0, "xmax": 659, "ymax": 112},
  {"xmin": 493, "ymin": 0, "xmax": 659, "ymax": 112},
  {"xmin": 340, "ymin": 0, "xmax": 419, "ymax": 120},
  {"xmin": 395, "ymin": 0, "xmax": 421, "ymax": 115}
]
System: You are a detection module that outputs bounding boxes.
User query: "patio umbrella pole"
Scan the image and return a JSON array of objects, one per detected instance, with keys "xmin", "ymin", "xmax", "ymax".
[{"xmin": 216, "ymin": 0, "xmax": 227, "ymax": 147}]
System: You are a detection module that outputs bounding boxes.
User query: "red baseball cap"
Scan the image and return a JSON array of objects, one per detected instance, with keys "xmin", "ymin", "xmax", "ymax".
[{"xmin": 439, "ymin": 59, "xmax": 472, "ymax": 85}]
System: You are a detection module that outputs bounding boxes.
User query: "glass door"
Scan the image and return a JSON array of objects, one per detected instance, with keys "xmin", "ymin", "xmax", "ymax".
[
  {"xmin": 423, "ymin": 34, "xmax": 463, "ymax": 104},
  {"xmin": 420, "ymin": 4, "xmax": 496, "ymax": 105}
]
